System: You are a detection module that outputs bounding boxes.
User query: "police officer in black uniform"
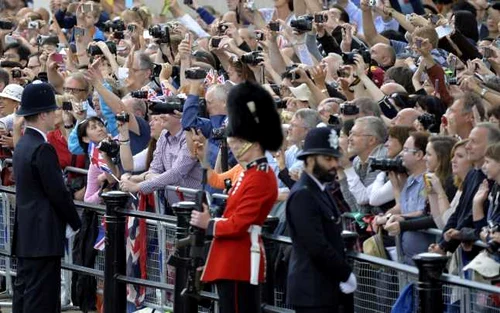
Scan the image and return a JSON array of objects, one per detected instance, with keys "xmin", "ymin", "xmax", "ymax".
[{"xmin": 286, "ymin": 127, "xmax": 357, "ymax": 313}]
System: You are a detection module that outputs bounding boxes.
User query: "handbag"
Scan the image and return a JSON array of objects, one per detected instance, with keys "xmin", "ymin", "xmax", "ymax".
[{"xmin": 362, "ymin": 227, "xmax": 388, "ymax": 260}]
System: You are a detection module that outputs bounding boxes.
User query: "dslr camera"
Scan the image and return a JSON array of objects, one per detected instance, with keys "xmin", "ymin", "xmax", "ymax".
[
  {"xmin": 211, "ymin": 127, "xmax": 227, "ymax": 140},
  {"xmin": 240, "ymin": 51, "xmax": 263, "ymax": 66},
  {"xmin": 87, "ymin": 41, "xmax": 117, "ymax": 56},
  {"xmin": 0, "ymin": 20, "xmax": 14, "ymax": 30},
  {"xmin": 369, "ymin": 156, "xmax": 406, "ymax": 173},
  {"xmin": 342, "ymin": 49, "xmax": 371, "ymax": 65},
  {"xmin": 149, "ymin": 97, "xmax": 185, "ymax": 115},
  {"xmin": 103, "ymin": 18, "xmax": 125, "ymax": 32},
  {"xmin": 314, "ymin": 14, "xmax": 328, "ymax": 23},
  {"xmin": 185, "ymin": 67, "xmax": 208, "ymax": 80},
  {"xmin": 149, "ymin": 24, "xmax": 170, "ymax": 44},
  {"xmin": 290, "ymin": 15, "xmax": 313, "ymax": 32},
  {"xmin": 115, "ymin": 112, "xmax": 130, "ymax": 123},
  {"xmin": 130, "ymin": 90, "xmax": 148, "ymax": 99},
  {"xmin": 98, "ymin": 139, "xmax": 120, "ymax": 158},
  {"xmin": 340, "ymin": 103, "xmax": 359, "ymax": 116}
]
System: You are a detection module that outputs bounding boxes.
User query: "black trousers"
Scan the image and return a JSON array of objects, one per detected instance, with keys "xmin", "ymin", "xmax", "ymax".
[
  {"xmin": 294, "ymin": 293, "xmax": 354, "ymax": 313},
  {"xmin": 216, "ymin": 280, "xmax": 260, "ymax": 313},
  {"xmin": 13, "ymin": 257, "xmax": 61, "ymax": 313}
]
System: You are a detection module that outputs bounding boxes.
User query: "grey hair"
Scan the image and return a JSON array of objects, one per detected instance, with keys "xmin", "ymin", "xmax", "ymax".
[
  {"xmin": 206, "ymin": 84, "xmax": 229, "ymax": 103},
  {"xmin": 294, "ymin": 108, "xmax": 321, "ymax": 128},
  {"xmin": 66, "ymin": 72, "xmax": 91, "ymax": 94},
  {"xmin": 135, "ymin": 51, "xmax": 153, "ymax": 71},
  {"xmin": 475, "ymin": 122, "xmax": 500, "ymax": 145},
  {"xmin": 353, "ymin": 97, "xmax": 381, "ymax": 117},
  {"xmin": 459, "ymin": 91, "xmax": 485, "ymax": 121},
  {"xmin": 355, "ymin": 116, "xmax": 387, "ymax": 144}
]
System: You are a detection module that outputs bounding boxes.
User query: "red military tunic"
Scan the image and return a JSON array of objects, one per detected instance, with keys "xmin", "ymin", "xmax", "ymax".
[{"xmin": 201, "ymin": 158, "xmax": 278, "ymax": 283}]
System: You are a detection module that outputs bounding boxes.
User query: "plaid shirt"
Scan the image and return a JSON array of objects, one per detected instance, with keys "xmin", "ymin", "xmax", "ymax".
[
  {"xmin": 139, "ymin": 129, "xmax": 202, "ymax": 205},
  {"xmin": 339, "ymin": 144, "xmax": 388, "ymax": 214}
]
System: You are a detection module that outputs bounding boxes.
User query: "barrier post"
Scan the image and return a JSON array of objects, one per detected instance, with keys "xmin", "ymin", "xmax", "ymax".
[
  {"xmin": 413, "ymin": 253, "xmax": 449, "ymax": 313},
  {"xmin": 169, "ymin": 201, "xmax": 198, "ymax": 313},
  {"xmin": 102, "ymin": 191, "xmax": 129, "ymax": 313}
]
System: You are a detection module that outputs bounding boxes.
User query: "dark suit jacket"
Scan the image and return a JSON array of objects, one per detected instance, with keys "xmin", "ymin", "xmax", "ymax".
[
  {"xmin": 12, "ymin": 127, "xmax": 81, "ymax": 258},
  {"xmin": 286, "ymin": 173, "xmax": 352, "ymax": 308}
]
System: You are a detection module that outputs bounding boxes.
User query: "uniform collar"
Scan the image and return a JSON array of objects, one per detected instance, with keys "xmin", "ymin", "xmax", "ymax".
[
  {"xmin": 26, "ymin": 126, "xmax": 47, "ymax": 142},
  {"xmin": 246, "ymin": 157, "xmax": 267, "ymax": 170},
  {"xmin": 306, "ymin": 171, "xmax": 326, "ymax": 191}
]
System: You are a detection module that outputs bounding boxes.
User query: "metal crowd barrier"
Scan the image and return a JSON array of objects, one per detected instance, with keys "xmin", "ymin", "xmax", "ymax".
[{"xmin": 0, "ymin": 157, "xmax": 498, "ymax": 313}]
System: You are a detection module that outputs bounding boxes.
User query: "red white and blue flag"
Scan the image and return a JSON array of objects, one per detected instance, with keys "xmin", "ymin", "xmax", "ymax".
[
  {"xmin": 94, "ymin": 217, "xmax": 106, "ymax": 251},
  {"xmin": 88, "ymin": 141, "xmax": 112, "ymax": 175}
]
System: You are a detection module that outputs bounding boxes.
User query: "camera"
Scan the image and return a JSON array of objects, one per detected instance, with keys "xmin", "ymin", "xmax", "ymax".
[
  {"xmin": 275, "ymin": 98, "xmax": 287, "ymax": 109},
  {"xmin": 340, "ymin": 103, "xmax": 359, "ymax": 116},
  {"xmin": 369, "ymin": 156, "xmax": 406, "ymax": 173},
  {"xmin": 314, "ymin": 14, "xmax": 327, "ymax": 23},
  {"xmin": 240, "ymin": 51, "xmax": 263, "ymax": 66},
  {"xmin": 211, "ymin": 127, "xmax": 227, "ymax": 140},
  {"xmin": 448, "ymin": 77, "xmax": 458, "ymax": 85},
  {"xmin": 149, "ymin": 97, "xmax": 185, "ymax": 115},
  {"xmin": 113, "ymin": 31, "xmax": 124, "ymax": 40},
  {"xmin": 0, "ymin": 20, "xmax": 14, "ymax": 30},
  {"xmin": 62, "ymin": 101, "xmax": 72, "ymax": 111},
  {"xmin": 268, "ymin": 21, "xmax": 280, "ymax": 31},
  {"xmin": 115, "ymin": 112, "xmax": 130, "ymax": 123},
  {"xmin": 97, "ymin": 139, "xmax": 120, "ymax": 158},
  {"xmin": 87, "ymin": 41, "xmax": 117, "ymax": 56},
  {"xmin": 131, "ymin": 90, "xmax": 148, "ymax": 99},
  {"xmin": 28, "ymin": 21, "xmax": 40, "ymax": 29},
  {"xmin": 284, "ymin": 70, "xmax": 301, "ymax": 81},
  {"xmin": 103, "ymin": 18, "xmax": 125, "ymax": 32},
  {"xmin": 36, "ymin": 35, "xmax": 50, "ymax": 46},
  {"xmin": 255, "ymin": 31, "xmax": 265, "ymax": 41},
  {"xmin": 217, "ymin": 23, "xmax": 228, "ymax": 35},
  {"xmin": 417, "ymin": 113, "xmax": 436, "ymax": 131},
  {"xmin": 290, "ymin": 15, "xmax": 313, "ymax": 32},
  {"xmin": 11, "ymin": 69, "xmax": 22, "ymax": 79},
  {"xmin": 149, "ymin": 24, "xmax": 170, "ymax": 44},
  {"xmin": 211, "ymin": 37, "xmax": 222, "ymax": 48},
  {"xmin": 185, "ymin": 67, "xmax": 208, "ymax": 80},
  {"xmin": 342, "ymin": 49, "xmax": 371, "ymax": 65},
  {"xmin": 486, "ymin": 221, "xmax": 500, "ymax": 254}
]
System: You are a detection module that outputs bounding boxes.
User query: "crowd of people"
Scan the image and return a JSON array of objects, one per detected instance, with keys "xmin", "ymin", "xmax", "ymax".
[{"xmin": 1, "ymin": 0, "xmax": 500, "ymax": 311}]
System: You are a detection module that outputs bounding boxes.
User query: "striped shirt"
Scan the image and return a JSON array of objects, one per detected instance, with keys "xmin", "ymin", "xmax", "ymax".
[{"xmin": 139, "ymin": 129, "xmax": 202, "ymax": 205}]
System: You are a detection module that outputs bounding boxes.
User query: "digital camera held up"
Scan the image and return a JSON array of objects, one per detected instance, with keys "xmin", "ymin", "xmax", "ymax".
[
  {"xmin": 240, "ymin": 51, "xmax": 264, "ymax": 66},
  {"xmin": 98, "ymin": 139, "xmax": 120, "ymax": 158},
  {"xmin": 149, "ymin": 24, "xmax": 170, "ymax": 44},
  {"xmin": 369, "ymin": 156, "xmax": 406, "ymax": 173},
  {"xmin": 185, "ymin": 67, "xmax": 208, "ymax": 80},
  {"xmin": 290, "ymin": 15, "xmax": 313, "ymax": 32},
  {"xmin": 149, "ymin": 97, "xmax": 185, "ymax": 115},
  {"xmin": 342, "ymin": 49, "xmax": 371, "ymax": 65}
]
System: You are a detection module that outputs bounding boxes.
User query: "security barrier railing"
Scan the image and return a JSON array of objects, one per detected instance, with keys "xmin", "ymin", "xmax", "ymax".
[{"xmin": 0, "ymin": 159, "xmax": 498, "ymax": 312}]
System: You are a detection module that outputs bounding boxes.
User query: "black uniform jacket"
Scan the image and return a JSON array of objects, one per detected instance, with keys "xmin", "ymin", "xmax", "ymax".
[
  {"xmin": 286, "ymin": 172, "xmax": 352, "ymax": 308},
  {"xmin": 12, "ymin": 127, "xmax": 81, "ymax": 258}
]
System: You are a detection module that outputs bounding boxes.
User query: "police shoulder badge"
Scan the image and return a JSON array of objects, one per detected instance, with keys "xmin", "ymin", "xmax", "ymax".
[{"xmin": 328, "ymin": 129, "xmax": 339, "ymax": 149}]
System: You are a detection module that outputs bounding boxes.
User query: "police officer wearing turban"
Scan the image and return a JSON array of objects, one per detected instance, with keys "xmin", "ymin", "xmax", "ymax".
[
  {"xmin": 286, "ymin": 127, "xmax": 357, "ymax": 313},
  {"xmin": 12, "ymin": 83, "xmax": 81, "ymax": 313},
  {"xmin": 190, "ymin": 81, "xmax": 283, "ymax": 313}
]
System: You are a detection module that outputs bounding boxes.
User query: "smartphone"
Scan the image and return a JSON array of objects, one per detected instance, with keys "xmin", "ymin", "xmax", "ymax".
[
  {"xmin": 429, "ymin": 14, "xmax": 439, "ymax": 25},
  {"xmin": 423, "ymin": 173, "xmax": 432, "ymax": 188},
  {"xmin": 211, "ymin": 37, "xmax": 222, "ymax": 48},
  {"xmin": 51, "ymin": 53, "xmax": 64, "ymax": 64},
  {"xmin": 81, "ymin": 3, "xmax": 93, "ymax": 13},
  {"xmin": 4, "ymin": 34, "xmax": 16, "ymax": 45},
  {"xmin": 62, "ymin": 101, "xmax": 72, "ymax": 111},
  {"xmin": 435, "ymin": 25, "xmax": 452, "ymax": 39},
  {"xmin": 415, "ymin": 38, "xmax": 423, "ymax": 49},
  {"xmin": 483, "ymin": 47, "xmax": 493, "ymax": 59},
  {"xmin": 74, "ymin": 27, "xmax": 85, "ymax": 37},
  {"xmin": 268, "ymin": 21, "xmax": 280, "ymax": 32},
  {"xmin": 448, "ymin": 55, "xmax": 457, "ymax": 74},
  {"xmin": 11, "ymin": 69, "xmax": 22, "ymax": 78}
]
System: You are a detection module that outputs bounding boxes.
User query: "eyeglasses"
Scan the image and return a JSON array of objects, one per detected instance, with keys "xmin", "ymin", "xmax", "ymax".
[
  {"xmin": 402, "ymin": 148, "xmax": 420, "ymax": 154},
  {"xmin": 63, "ymin": 87, "xmax": 86, "ymax": 94},
  {"xmin": 349, "ymin": 132, "xmax": 372, "ymax": 138}
]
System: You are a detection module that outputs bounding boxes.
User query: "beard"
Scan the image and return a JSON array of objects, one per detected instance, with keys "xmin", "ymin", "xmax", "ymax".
[{"xmin": 312, "ymin": 159, "xmax": 337, "ymax": 183}]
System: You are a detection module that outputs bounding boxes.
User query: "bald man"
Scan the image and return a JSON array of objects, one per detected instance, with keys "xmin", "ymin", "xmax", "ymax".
[
  {"xmin": 391, "ymin": 108, "xmax": 421, "ymax": 127},
  {"xmin": 370, "ymin": 43, "xmax": 396, "ymax": 69}
]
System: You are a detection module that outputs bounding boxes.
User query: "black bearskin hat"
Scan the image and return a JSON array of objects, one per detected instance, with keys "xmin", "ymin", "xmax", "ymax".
[{"xmin": 226, "ymin": 81, "xmax": 283, "ymax": 151}]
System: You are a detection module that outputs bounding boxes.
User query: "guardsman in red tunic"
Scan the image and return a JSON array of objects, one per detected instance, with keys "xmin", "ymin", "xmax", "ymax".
[{"xmin": 190, "ymin": 81, "xmax": 283, "ymax": 313}]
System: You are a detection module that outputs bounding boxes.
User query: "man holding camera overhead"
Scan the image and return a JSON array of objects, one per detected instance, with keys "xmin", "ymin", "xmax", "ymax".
[{"xmin": 12, "ymin": 83, "xmax": 81, "ymax": 313}]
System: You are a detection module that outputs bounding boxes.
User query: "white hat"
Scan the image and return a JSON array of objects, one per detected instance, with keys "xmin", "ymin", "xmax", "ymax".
[
  {"xmin": 0, "ymin": 84, "xmax": 24, "ymax": 102},
  {"xmin": 463, "ymin": 251, "xmax": 500, "ymax": 278},
  {"xmin": 289, "ymin": 83, "xmax": 312, "ymax": 102}
]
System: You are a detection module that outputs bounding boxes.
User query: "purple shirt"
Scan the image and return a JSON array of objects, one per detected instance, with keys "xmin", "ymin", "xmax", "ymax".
[{"xmin": 139, "ymin": 129, "xmax": 202, "ymax": 204}]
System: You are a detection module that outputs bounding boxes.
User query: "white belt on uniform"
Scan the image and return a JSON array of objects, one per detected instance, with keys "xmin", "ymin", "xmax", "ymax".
[{"xmin": 248, "ymin": 225, "xmax": 262, "ymax": 285}]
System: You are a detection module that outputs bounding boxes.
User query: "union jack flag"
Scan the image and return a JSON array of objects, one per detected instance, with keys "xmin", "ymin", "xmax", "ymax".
[
  {"xmin": 94, "ymin": 217, "xmax": 106, "ymax": 251},
  {"xmin": 88, "ymin": 141, "xmax": 112, "ymax": 174}
]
